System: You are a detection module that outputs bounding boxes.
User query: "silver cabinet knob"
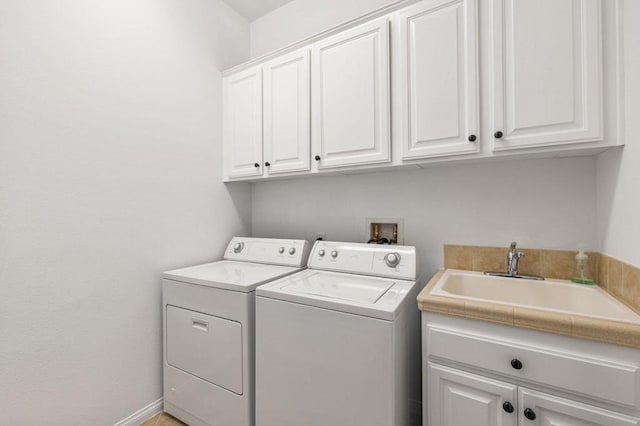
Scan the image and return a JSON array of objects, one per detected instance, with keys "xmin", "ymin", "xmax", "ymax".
[
  {"xmin": 331, "ymin": 250, "xmax": 338, "ymax": 258},
  {"xmin": 233, "ymin": 242, "xmax": 244, "ymax": 253},
  {"xmin": 288, "ymin": 248, "xmax": 296, "ymax": 255},
  {"xmin": 278, "ymin": 247, "xmax": 285, "ymax": 254},
  {"xmin": 384, "ymin": 252, "xmax": 401, "ymax": 267},
  {"xmin": 318, "ymin": 249, "xmax": 325, "ymax": 257}
]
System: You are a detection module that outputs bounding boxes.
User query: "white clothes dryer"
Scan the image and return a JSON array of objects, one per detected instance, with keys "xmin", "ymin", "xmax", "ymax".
[
  {"xmin": 162, "ymin": 237, "xmax": 310, "ymax": 426},
  {"xmin": 255, "ymin": 241, "xmax": 422, "ymax": 426}
]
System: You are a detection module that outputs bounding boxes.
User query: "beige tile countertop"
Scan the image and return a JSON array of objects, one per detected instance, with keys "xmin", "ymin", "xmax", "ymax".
[{"xmin": 418, "ymin": 269, "xmax": 640, "ymax": 349}]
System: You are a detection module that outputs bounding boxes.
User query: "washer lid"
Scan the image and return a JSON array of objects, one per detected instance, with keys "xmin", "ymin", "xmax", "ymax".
[
  {"xmin": 280, "ymin": 271, "xmax": 394, "ymax": 304},
  {"xmin": 163, "ymin": 260, "xmax": 302, "ymax": 293},
  {"xmin": 257, "ymin": 270, "xmax": 417, "ymax": 320}
]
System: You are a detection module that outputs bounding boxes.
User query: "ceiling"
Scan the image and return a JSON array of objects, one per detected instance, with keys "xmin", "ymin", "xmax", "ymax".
[{"xmin": 223, "ymin": 0, "xmax": 296, "ymax": 21}]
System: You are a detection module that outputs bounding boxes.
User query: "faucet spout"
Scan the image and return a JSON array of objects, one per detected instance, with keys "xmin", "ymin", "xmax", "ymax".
[
  {"xmin": 485, "ymin": 241, "xmax": 544, "ymax": 280},
  {"xmin": 506, "ymin": 241, "xmax": 524, "ymax": 275}
]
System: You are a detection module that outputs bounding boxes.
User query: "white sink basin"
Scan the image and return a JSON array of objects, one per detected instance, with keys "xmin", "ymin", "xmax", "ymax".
[{"xmin": 431, "ymin": 270, "xmax": 640, "ymax": 324}]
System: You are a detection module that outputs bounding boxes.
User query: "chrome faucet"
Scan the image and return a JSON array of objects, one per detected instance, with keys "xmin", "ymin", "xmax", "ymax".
[
  {"xmin": 485, "ymin": 241, "xmax": 544, "ymax": 280},
  {"xmin": 507, "ymin": 241, "xmax": 525, "ymax": 275}
]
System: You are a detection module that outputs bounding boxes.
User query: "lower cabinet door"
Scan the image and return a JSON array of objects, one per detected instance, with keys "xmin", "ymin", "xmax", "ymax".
[
  {"xmin": 428, "ymin": 363, "xmax": 517, "ymax": 426},
  {"xmin": 518, "ymin": 388, "xmax": 640, "ymax": 426}
]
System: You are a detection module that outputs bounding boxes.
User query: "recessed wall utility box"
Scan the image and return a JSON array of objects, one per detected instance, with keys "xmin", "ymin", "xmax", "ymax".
[{"xmin": 365, "ymin": 218, "xmax": 404, "ymax": 245}]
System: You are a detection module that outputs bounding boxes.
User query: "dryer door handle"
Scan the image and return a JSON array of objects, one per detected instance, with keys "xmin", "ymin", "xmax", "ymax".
[{"xmin": 192, "ymin": 318, "xmax": 209, "ymax": 332}]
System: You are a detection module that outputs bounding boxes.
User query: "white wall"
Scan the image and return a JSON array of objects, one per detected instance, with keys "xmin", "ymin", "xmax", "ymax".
[
  {"xmin": 252, "ymin": 158, "xmax": 598, "ymax": 279},
  {"xmin": 597, "ymin": 0, "xmax": 640, "ymax": 267},
  {"xmin": 250, "ymin": 0, "xmax": 396, "ymax": 57},
  {"xmin": 0, "ymin": 1, "xmax": 250, "ymax": 424}
]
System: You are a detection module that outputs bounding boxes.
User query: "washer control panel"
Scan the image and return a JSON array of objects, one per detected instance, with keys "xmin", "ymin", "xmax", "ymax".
[
  {"xmin": 224, "ymin": 237, "xmax": 311, "ymax": 267},
  {"xmin": 308, "ymin": 241, "xmax": 416, "ymax": 280}
]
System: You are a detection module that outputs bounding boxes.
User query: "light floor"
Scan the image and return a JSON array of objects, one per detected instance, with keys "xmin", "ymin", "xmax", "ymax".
[{"xmin": 141, "ymin": 412, "xmax": 186, "ymax": 426}]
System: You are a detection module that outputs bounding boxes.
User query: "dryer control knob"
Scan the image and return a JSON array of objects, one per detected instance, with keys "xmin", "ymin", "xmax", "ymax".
[
  {"xmin": 233, "ymin": 242, "xmax": 245, "ymax": 253},
  {"xmin": 288, "ymin": 248, "xmax": 296, "ymax": 255},
  {"xmin": 318, "ymin": 249, "xmax": 326, "ymax": 257},
  {"xmin": 278, "ymin": 247, "xmax": 285, "ymax": 254},
  {"xmin": 384, "ymin": 252, "xmax": 401, "ymax": 268},
  {"xmin": 331, "ymin": 250, "xmax": 338, "ymax": 258}
]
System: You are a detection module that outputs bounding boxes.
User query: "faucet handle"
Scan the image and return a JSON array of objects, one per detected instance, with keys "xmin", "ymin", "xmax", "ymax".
[{"xmin": 516, "ymin": 251, "xmax": 525, "ymax": 259}]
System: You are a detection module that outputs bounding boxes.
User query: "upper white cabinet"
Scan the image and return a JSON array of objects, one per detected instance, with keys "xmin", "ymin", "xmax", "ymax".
[
  {"xmin": 491, "ymin": 0, "xmax": 603, "ymax": 151},
  {"xmin": 394, "ymin": 0, "xmax": 480, "ymax": 159},
  {"xmin": 263, "ymin": 49, "xmax": 311, "ymax": 175},
  {"xmin": 222, "ymin": 0, "xmax": 618, "ymax": 181},
  {"xmin": 223, "ymin": 67, "xmax": 263, "ymax": 179},
  {"xmin": 311, "ymin": 18, "xmax": 391, "ymax": 169},
  {"xmin": 223, "ymin": 50, "xmax": 310, "ymax": 181}
]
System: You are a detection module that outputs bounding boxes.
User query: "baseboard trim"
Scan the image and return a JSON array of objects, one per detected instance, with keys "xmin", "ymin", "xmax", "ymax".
[{"xmin": 114, "ymin": 398, "xmax": 163, "ymax": 426}]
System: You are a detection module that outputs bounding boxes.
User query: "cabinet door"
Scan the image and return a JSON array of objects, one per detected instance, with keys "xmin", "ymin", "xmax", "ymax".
[
  {"xmin": 395, "ymin": 0, "xmax": 479, "ymax": 159},
  {"xmin": 492, "ymin": 0, "xmax": 603, "ymax": 151},
  {"xmin": 223, "ymin": 67, "xmax": 263, "ymax": 179},
  {"xmin": 311, "ymin": 18, "xmax": 390, "ymax": 169},
  {"xmin": 518, "ymin": 388, "xmax": 640, "ymax": 426},
  {"xmin": 263, "ymin": 49, "xmax": 311, "ymax": 175},
  {"xmin": 428, "ymin": 363, "xmax": 517, "ymax": 426}
]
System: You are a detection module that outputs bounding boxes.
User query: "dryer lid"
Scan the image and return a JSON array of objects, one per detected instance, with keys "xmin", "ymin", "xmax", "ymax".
[{"xmin": 163, "ymin": 260, "xmax": 301, "ymax": 293}]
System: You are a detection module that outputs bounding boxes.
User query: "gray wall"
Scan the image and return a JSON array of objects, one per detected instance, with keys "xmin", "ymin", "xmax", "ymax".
[
  {"xmin": 597, "ymin": 0, "xmax": 640, "ymax": 267},
  {"xmin": 252, "ymin": 158, "xmax": 598, "ymax": 280}
]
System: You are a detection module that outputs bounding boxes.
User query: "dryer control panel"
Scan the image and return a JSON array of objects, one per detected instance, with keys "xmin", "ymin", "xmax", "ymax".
[
  {"xmin": 308, "ymin": 241, "xmax": 416, "ymax": 280},
  {"xmin": 224, "ymin": 237, "xmax": 311, "ymax": 267}
]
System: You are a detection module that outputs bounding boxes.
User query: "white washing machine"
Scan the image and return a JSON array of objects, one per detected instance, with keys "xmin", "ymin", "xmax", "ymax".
[
  {"xmin": 162, "ymin": 237, "xmax": 311, "ymax": 426},
  {"xmin": 255, "ymin": 241, "xmax": 422, "ymax": 426}
]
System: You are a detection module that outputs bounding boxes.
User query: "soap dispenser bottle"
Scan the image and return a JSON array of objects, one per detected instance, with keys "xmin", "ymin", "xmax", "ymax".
[{"xmin": 571, "ymin": 249, "xmax": 595, "ymax": 285}]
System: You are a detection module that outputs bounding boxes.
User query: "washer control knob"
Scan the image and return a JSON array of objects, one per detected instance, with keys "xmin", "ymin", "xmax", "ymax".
[
  {"xmin": 288, "ymin": 247, "xmax": 296, "ymax": 255},
  {"xmin": 233, "ymin": 242, "xmax": 244, "ymax": 253},
  {"xmin": 278, "ymin": 247, "xmax": 285, "ymax": 254},
  {"xmin": 330, "ymin": 250, "xmax": 338, "ymax": 258},
  {"xmin": 384, "ymin": 252, "xmax": 401, "ymax": 268},
  {"xmin": 318, "ymin": 249, "xmax": 325, "ymax": 257}
]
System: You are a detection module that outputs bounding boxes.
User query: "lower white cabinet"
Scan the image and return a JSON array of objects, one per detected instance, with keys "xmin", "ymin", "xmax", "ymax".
[
  {"xmin": 423, "ymin": 313, "xmax": 640, "ymax": 426},
  {"xmin": 428, "ymin": 363, "xmax": 516, "ymax": 426},
  {"xmin": 519, "ymin": 388, "xmax": 640, "ymax": 426},
  {"xmin": 428, "ymin": 363, "xmax": 640, "ymax": 426}
]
